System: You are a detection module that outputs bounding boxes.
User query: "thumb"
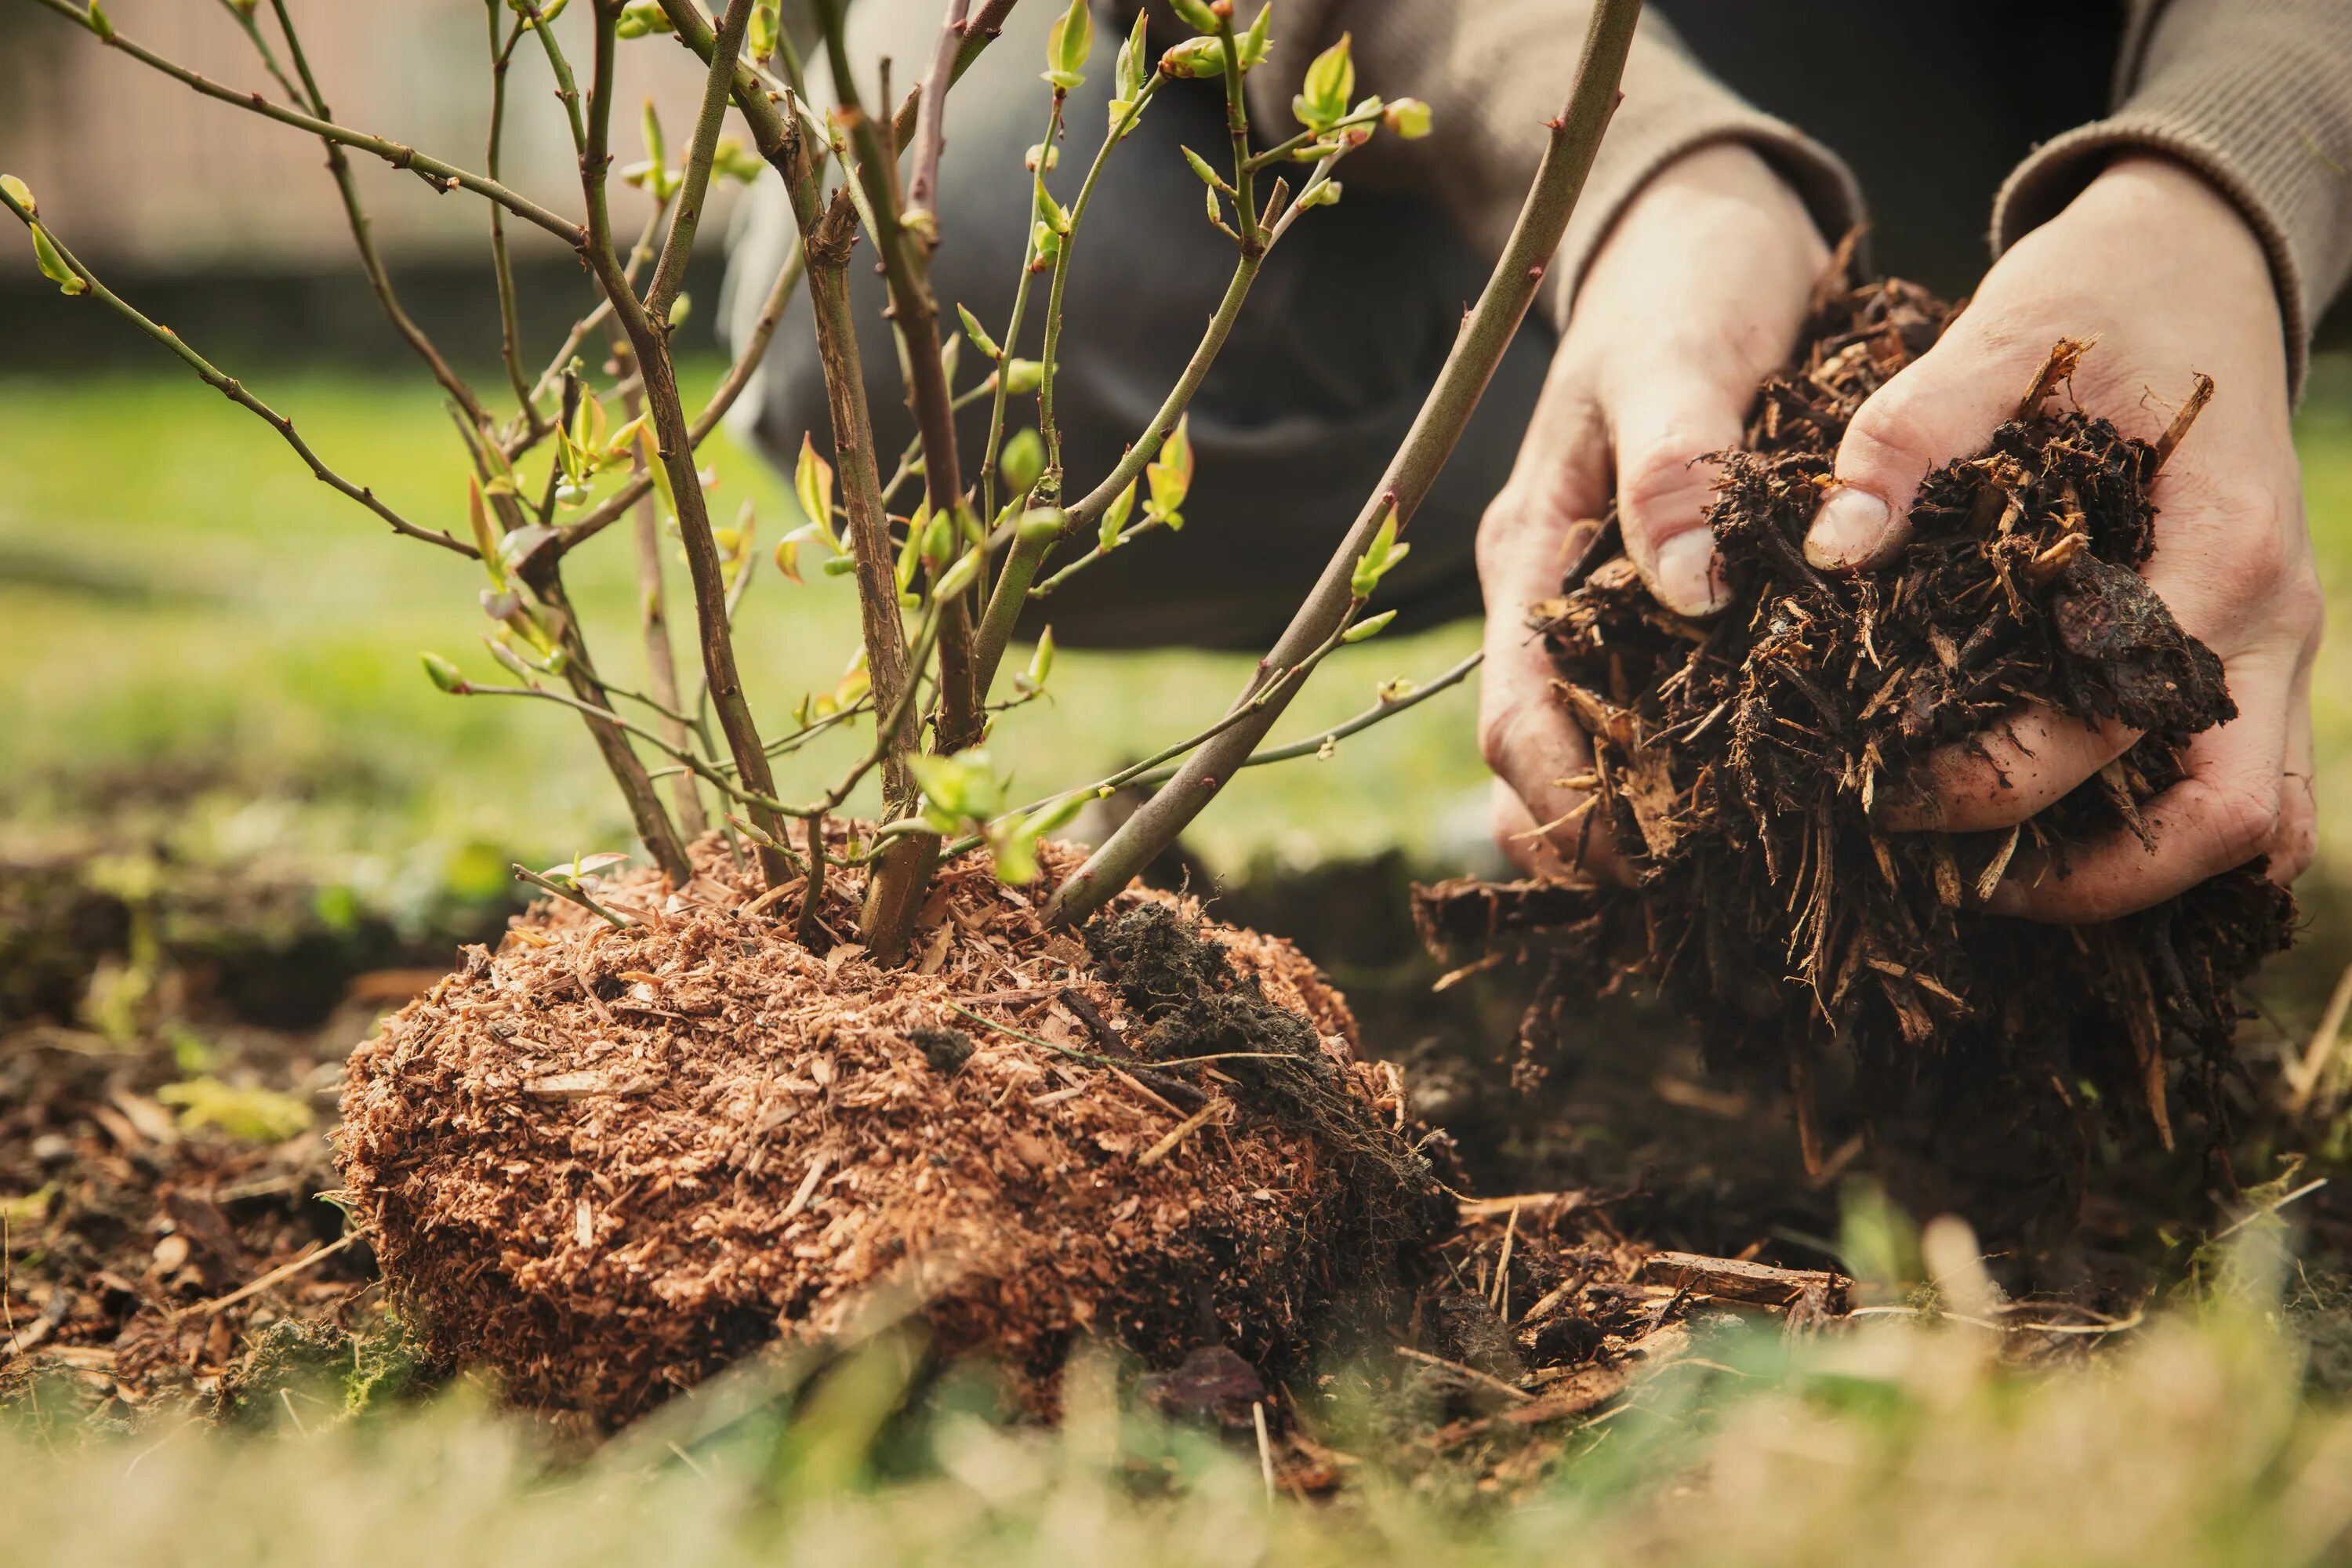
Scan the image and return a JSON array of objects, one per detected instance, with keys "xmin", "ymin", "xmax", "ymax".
[{"xmin": 1805, "ymin": 339, "xmax": 2020, "ymax": 572}]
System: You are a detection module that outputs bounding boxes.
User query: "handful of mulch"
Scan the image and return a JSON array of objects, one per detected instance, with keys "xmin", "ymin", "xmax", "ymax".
[{"xmin": 1420, "ymin": 276, "xmax": 2292, "ymax": 1223}]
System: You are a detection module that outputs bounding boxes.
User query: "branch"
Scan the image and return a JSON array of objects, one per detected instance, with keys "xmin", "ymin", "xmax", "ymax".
[
  {"xmin": 1130, "ymin": 648, "xmax": 1482, "ymax": 785},
  {"xmin": 904, "ymin": 0, "xmax": 975, "ymax": 234},
  {"xmin": 219, "ymin": 0, "xmax": 498, "ymax": 432},
  {"xmin": 583, "ymin": 0, "xmax": 791, "ymax": 886},
  {"xmin": 978, "ymin": 96, "xmax": 1063, "ymax": 522},
  {"xmin": 2, "ymin": 188, "xmax": 474, "ymax": 557},
  {"xmin": 1045, "ymin": 0, "xmax": 1645, "ymax": 927},
  {"xmin": 27, "ymin": 0, "xmax": 582, "ymax": 244},
  {"xmin": 817, "ymin": 0, "xmax": 982, "ymax": 753},
  {"xmin": 485, "ymin": 5, "xmax": 539, "ymax": 416},
  {"xmin": 554, "ymin": 230, "xmax": 801, "ymax": 554},
  {"xmin": 975, "ymin": 249, "xmax": 1261, "ymax": 691},
  {"xmin": 645, "ymin": 0, "xmax": 755, "ymax": 321}
]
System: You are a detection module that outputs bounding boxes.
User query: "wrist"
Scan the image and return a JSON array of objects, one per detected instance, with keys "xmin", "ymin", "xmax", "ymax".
[{"xmin": 2067, "ymin": 153, "xmax": 2278, "ymax": 324}]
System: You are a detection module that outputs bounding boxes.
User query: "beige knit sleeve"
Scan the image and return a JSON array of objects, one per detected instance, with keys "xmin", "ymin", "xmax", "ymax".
[
  {"xmin": 1245, "ymin": 0, "xmax": 1862, "ymax": 332},
  {"xmin": 1993, "ymin": 0, "xmax": 2352, "ymax": 394}
]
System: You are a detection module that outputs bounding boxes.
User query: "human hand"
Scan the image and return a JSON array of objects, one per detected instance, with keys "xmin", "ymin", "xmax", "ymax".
[
  {"xmin": 1477, "ymin": 143, "xmax": 1828, "ymax": 877},
  {"xmin": 1802, "ymin": 154, "xmax": 2321, "ymax": 920}
]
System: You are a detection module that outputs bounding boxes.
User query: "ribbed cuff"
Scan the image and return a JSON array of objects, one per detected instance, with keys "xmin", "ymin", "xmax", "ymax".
[
  {"xmin": 1991, "ymin": 1, "xmax": 2352, "ymax": 400},
  {"xmin": 1545, "ymin": 111, "xmax": 1864, "ymax": 332}
]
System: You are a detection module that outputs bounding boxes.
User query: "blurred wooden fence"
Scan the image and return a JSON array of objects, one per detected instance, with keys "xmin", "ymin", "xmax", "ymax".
[{"xmin": 1, "ymin": 0, "xmax": 739, "ymax": 277}]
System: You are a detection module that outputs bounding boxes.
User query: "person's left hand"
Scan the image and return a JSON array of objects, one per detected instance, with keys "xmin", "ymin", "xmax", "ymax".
[{"xmin": 1795, "ymin": 154, "xmax": 2321, "ymax": 920}]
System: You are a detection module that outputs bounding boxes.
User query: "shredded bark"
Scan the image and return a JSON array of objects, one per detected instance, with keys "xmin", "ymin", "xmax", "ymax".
[
  {"xmin": 1418, "ymin": 276, "xmax": 2294, "ymax": 1234},
  {"xmin": 338, "ymin": 836, "xmax": 1443, "ymax": 1424}
]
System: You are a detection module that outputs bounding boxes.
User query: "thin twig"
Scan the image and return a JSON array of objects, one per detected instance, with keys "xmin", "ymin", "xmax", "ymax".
[
  {"xmin": 168, "ymin": 1231, "xmax": 368, "ymax": 1322},
  {"xmin": 514, "ymin": 863, "xmax": 638, "ymax": 927},
  {"xmin": 0, "ymin": 190, "xmax": 474, "ymax": 557},
  {"xmin": 1046, "ymin": 0, "xmax": 1646, "ymax": 927}
]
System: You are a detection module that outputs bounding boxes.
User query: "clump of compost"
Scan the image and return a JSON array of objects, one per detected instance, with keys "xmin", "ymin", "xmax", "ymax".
[
  {"xmin": 1422, "ymin": 276, "xmax": 2293, "ymax": 1228},
  {"xmin": 339, "ymin": 837, "xmax": 1443, "ymax": 1424}
]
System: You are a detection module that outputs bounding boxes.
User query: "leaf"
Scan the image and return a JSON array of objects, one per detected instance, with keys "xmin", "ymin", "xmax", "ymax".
[
  {"xmin": 896, "ymin": 514, "xmax": 923, "ymax": 592},
  {"xmin": 1181, "ymin": 145, "xmax": 1227, "ymax": 191},
  {"xmin": 1033, "ymin": 176, "xmax": 1069, "ymax": 235},
  {"xmin": 1098, "ymin": 477, "xmax": 1137, "ymax": 550},
  {"xmin": 989, "ymin": 820, "xmax": 1043, "ymax": 886},
  {"xmin": 793, "ymin": 432, "xmax": 838, "ymax": 545},
  {"xmin": 156, "ymin": 1078, "xmax": 313, "ymax": 1145},
  {"xmin": 1044, "ymin": 0, "xmax": 1091, "ymax": 88},
  {"xmin": 1145, "ymin": 416, "xmax": 1192, "ymax": 526},
  {"xmin": 1239, "ymin": 3, "xmax": 1272, "ymax": 67},
  {"xmin": 0, "ymin": 173, "xmax": 32, "ymax": 215},
  {"xmin": 934, "ymin": 546, "xmax": 982, "ymax": 601},
  {"xmin": 1351, "ymin": 513, "xmax": 1407, "ymax": 598},
  {"xmin": 1294, "ymin": 32, "xmax": 1353, "ymax": 130},
  {"xmin": 748, "ymin": 0, "xmax": 779, "ymax": 61},
  {"xmin": 30, "ymin": 223, "xmax": 83, "ymax": 296},
  {"xmin": 468, "ymin": 478, "xmax": 504, "ymax": 584},
  {"xmin": 1169, "ymin": 0, "xmax": 1218, "ymax": 33},
  {"xmin": 1113, "ymin": 8, "xmax": 1150, "ymax": 100},
  {"xmin": 1025, "ymin": 626, "xmax": 1056, "ymax": 688},
  {"xmin": 1342, "ymin": 608, "xmax": 1396, "ymax": 644}
]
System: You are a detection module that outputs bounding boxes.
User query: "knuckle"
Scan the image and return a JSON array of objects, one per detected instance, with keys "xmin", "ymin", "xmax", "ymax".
[
  {"xmin": 1838, "ymin": 377, "xmax": 1943, "ymax": 484},
  {"xmin": 1616, "ymin": 436, "xmax": 1720, "ymax": 532},
  {"xmin": 2202, "ymin": 780, "xmax": 2282, "ymax": 864}
]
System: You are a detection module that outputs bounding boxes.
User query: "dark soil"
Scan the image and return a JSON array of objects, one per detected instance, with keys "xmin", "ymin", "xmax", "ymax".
[
  {"xmin": 337, "ymin": 836, "xmax": 1450, "ymax": 1425},
  {"xmin": 1419, "ymin": 276, "xmax": 2297, "ymax": 1245}
]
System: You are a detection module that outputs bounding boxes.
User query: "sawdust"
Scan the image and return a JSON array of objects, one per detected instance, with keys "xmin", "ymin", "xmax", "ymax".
[{"xmin": 338, "ymin": 835, "xmax": 1443, "ymax": 1424}]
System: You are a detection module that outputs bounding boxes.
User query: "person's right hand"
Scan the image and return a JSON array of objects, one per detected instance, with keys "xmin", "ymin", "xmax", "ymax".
[{"xmin": 1477, "ymin": 142, "xmax": 1828, "ymax": 878}]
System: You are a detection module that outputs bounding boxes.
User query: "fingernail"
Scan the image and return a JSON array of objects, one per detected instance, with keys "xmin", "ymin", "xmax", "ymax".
[
  {"xmin": 1652, "ymin": 531, "xmax": 1727, "ymax": 617},
  {"xmin": 1806, "ymin": 488, "xmax": 1892, "ymax": 570}
]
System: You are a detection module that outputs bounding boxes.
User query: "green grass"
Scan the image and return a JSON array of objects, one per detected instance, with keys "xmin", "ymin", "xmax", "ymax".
[
  {"xmin": 10, "ymin": 356, "xmax": 2352, "ymax": 901},
  {"xmin": 7, "ymin": 1248, "xmax": 2349, "ymax": 1566},
  {"xmin": 0, "ymin": 362, "xmax": 1485, "ymax": 891}
]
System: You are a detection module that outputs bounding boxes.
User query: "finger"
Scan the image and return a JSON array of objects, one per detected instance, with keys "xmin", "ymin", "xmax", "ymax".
[
  {"xmin": 1875, "ymin": 707, "xmax": 2139, "ymax": 833},
  {"xmin": 1479, "ymin": 582, "xmax": 1631, "ymax": 884},
  {"xmin": 1805, "ymin": 329, "xmax": 2027, "ymax": 572},
  {"xmin": 1606, "ymin": 374, "xmax": 1749, "ymax": 618},
  {"xmin": 1987, "ymin": 657, "xmax": 2292, "ymax": 921}
]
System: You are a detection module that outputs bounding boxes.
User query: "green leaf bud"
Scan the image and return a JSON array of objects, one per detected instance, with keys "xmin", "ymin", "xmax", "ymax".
[
  {"xmin": 0, "ymin": 173, "xmax": 33, "ymax": 215},
  {"xmin": 1159, "ymin": 36, "xmax": 1226, "ymax": 78},
  {"xmin": 421, "ymin": 652, "xmax": 468, "ymax": 694},
  {"xmin": 1383, "ymin": 96, "xmax": 1433, "ymax": 140},
  {"xmin": 1001, "ymin": 357, "xmax": 1044, "ymax": 395},
  {"xmin": 1341, "ymin": 608, "xmax": 1396, "ymax": 644},
  {"xmin": 1000, "ymin": 427, "xmax": 1046, "ymax": 499},
  {"xmin": 1017, "ymin": 506, "xmax": 1066, "ymax": 544},
  {"xmin": 957, "ymin": 303, "xmax": 1004, "ymax": 361}
]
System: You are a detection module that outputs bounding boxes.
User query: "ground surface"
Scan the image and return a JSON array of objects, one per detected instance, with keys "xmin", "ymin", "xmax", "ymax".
[{"xmin": 9, "ymin": 360, "xmax": 2352, "ymax": 1560}]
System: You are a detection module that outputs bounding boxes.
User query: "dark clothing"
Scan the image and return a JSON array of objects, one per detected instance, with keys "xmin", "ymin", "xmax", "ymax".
[{"xmin": 724, "ymin": 0, "xmax": 2340, "ymax": 650}]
